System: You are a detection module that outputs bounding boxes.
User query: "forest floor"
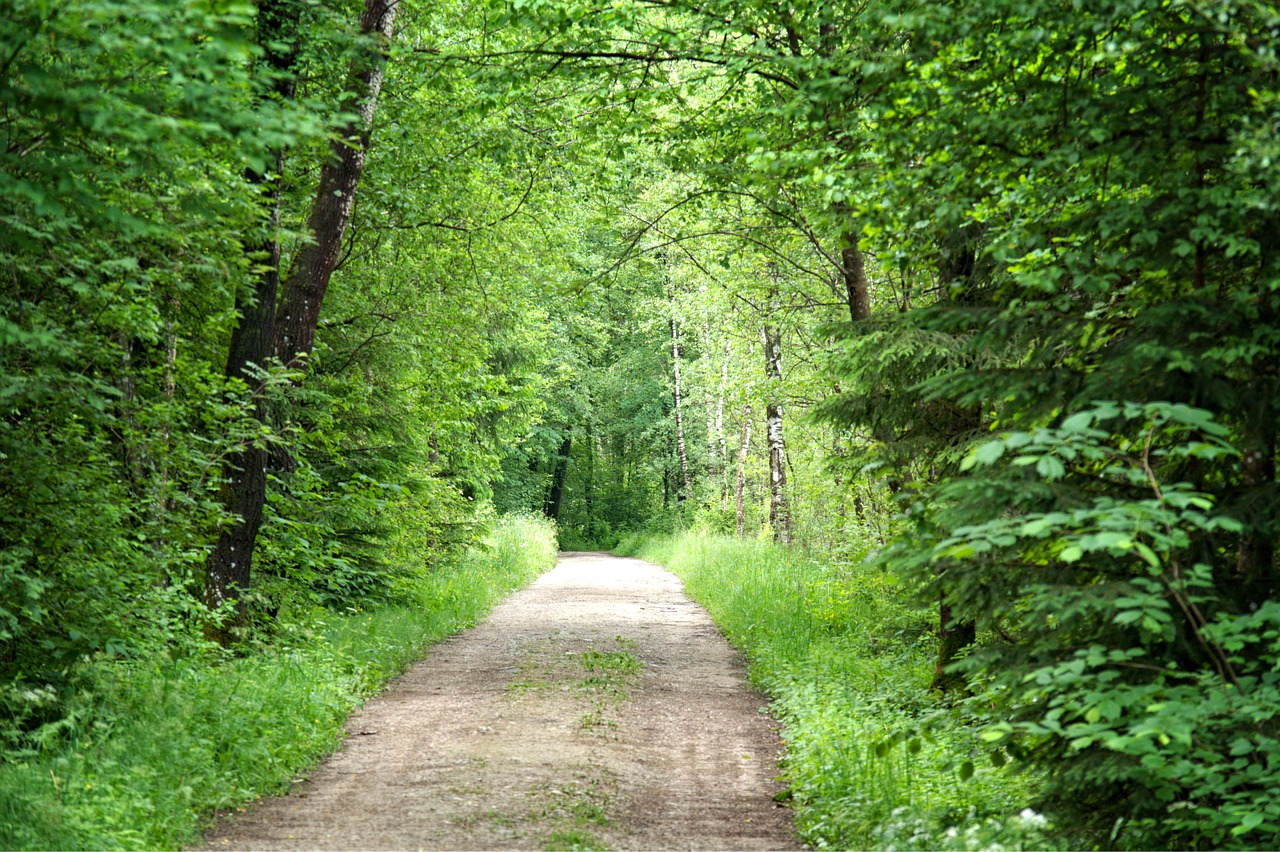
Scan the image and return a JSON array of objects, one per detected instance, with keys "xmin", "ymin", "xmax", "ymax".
[{"xmin": 198, "ymin": 552, "xmax": 797, "ymax": 851}]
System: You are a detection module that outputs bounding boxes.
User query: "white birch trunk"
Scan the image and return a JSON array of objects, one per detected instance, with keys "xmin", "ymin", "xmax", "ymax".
[
  {"xmin": 735, "ymin": 405, "xmax": 752, "ymax": 538},
  {"xmin": 671, "ymin": 317, "xmax": 692, "ymax": 498},
  {"xmin": 763, "ymin": 321, "xmax": 792, "ymax": 545}
]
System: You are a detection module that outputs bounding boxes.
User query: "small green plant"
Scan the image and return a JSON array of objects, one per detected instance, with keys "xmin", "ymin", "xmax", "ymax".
[
  {"xmin": 534, "ymin": 767, "xmax": 614, "ymax": 850},
  {"xmin": 574, "ymin": 639, "xmax": 641, "ymax": 731},
  {"xmin": 507, "ymin": 635, "xmax": 564, "ymax": 699},
  {"xmin": 578, "ymin": 709, "xmax": 612, "ymax": 730},
  {"xmin": 580, "ymin": 649, "xmax": 641, "ymax": 676},
  {"xmin": 543, "ymin": 829, "xmax": 608, "ymax": 851}
]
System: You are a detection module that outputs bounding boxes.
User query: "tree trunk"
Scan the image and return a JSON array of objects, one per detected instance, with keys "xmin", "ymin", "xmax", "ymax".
[
  {"xmin": 927, "ymin": 233, "xmax": 981, "ymax": 683},
  {"xmin": 204, "ymin": 0, "xmax": 301, "ymax": 641},
  {"xmin": 762, "ymin": 318, "xmax": 791, "ymax": 545},
  {"xmin": 717, "ymin": 342, "xmax": 730, "ymax": 485},
  {"xmin": 932, "ymin": 594, "xmax": 976, "ymax": 694},
  {"xmin": 841, "ymin": 238, "xmax": 870, "ymax": 323},
  {"xmin": 274, "ymin": 0, "xmax": 398, "ymax": 368},
  {"xmin": 544, "ymin": 435, "xmax": 571, "ymax": 522},
  {"xmin": 584, "ymin": 420, "xmax": 597, "ymax": 535},
  {"xmin": 1234, "ymin": 373, "xmax": 1278, "ymax": 609},
  {"xmin": 670, "ymin": 317, "xmax": 692, "ymax": 500},
  {"xmin": 156, "ymin": 312, "xmax": 176, "ymax": 522},
  {"xmin": 735, "ymin": 406, "xmax": 752, "ymax": 538},
  {"xmin": 703, "ymin": 324, "xmax": 718, "ymax": 478}
]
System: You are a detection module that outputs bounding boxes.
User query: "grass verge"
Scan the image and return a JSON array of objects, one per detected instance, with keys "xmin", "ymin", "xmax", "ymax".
[
  {"xmin": 0, "ymin": 513, "xmax": 558, "ymax": 850},
  {"xmin": 617, "ymin": 531, "xmax": 1050, "ymax": 850}
]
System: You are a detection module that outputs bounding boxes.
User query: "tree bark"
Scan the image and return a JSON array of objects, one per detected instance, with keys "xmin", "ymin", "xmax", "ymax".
[
  {"xmin": 584, "ymin": 419, "xmax": 597, "ymax": 534},
  {"xmin": 671, "ymin": 317, "xmax": 692, "ymax": 500},
  {"xmin": 1234, "ymin": 370, "xmax": 1278, "ymax": 609},
  {"xmin": 928, "ymin": 233, "xmax": 981, "ymax": 683},
  {"xmin": 544, "ymin": 435, "xmax": 571, "ymax": 522},
  {"xmin": 205, "ymin": 293, "xmax": 276, "ymax": 635},
  {"xmin": 204, "ymin": 0, "xmax": 301, "ymax": 641},
  {"xmin": 703, "ymin": 324, "xmax": 718, "ymax": 478},
  {"xmin": 716, "ymin": 341, "xmax": 730, "ymax": 491},
  {"xmin": 931, "ymin": 593, "xmax": 976, "ymax": 694},
  {"xmin": 735, "ymin": 406, "xmax": 752, "ymax": 538},
  {"xmin": 156, "ymin": 312, "xmax": 176, "ymax": 522},
  {"xmin": 841, "ymin": 238, "xmax": 870, "ymax": 323},
  {"xmin": 274, "ymin": 0, "xmax": 398, "ymax": 368},
  {"xmin": 762, "ymin": 311, "xmax": 791, "ymax": 545}
]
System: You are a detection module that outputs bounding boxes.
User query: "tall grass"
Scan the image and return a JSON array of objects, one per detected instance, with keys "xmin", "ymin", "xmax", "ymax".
[
  {"xmin": 618, "ymin": 531, "xmax": 1047, "ymax": 850},
  {"xmin": 0, "ymin": 513, "xmax": 558, "ymax": 850}
]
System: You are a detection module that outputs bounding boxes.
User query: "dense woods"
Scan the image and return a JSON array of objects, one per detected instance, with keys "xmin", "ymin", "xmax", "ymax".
[{"xmin": 2, "ymin": 0, "xmax": 1278, "ymax": 848}]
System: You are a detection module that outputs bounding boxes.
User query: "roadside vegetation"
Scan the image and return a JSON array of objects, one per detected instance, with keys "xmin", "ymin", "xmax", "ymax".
[
  {"xmin": 0, "ymin": 515, "xmax": 557, "ymax": 851},
  {"xmin": 619, "ymin": 531, "xmax": 1052, "ymax": 850}
]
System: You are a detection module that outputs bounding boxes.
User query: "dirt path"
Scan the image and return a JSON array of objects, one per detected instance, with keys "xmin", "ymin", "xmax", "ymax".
[{"xmin": 200, "ymin": 552, "xmax": 797, "ymax": 851}]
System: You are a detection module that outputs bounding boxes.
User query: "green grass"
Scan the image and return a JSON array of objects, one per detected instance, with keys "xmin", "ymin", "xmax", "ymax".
[
  {"xmin": 543, "ymin": 828, "xmax": 608, "ymax": 851},
  {"xmin": 535, "ymin": 765, "xmax": 614, "ymax": 851},
  {"xmin": 617, "ymin": 531, "xmax": 1047, "ymax": 850},
  {"xmin": 577, "ymin": 638, "xmax": 641, "ymax": 731},
  {"xmin": 0, "ymin": 513, "xmax": 558, "ymax": 851}
]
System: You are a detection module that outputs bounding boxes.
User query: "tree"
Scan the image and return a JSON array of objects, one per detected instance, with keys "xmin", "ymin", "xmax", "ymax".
[
  {"xmin": 848, "ymin": 0, "xmax": 1280, "ymax": 844},
  {"xmin": 205, "ymin": 0, "xmax": 399, "ymax": 636},
  {"xmin": 203, "ymin": 0, "xmax": 306, "ymax": 635},
  {"xmin": 761, "ymin": 267, "xmax": 792, "ymax": 544}
]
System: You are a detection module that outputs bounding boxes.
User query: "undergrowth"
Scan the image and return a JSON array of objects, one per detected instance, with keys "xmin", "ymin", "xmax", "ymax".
[
  {"xmin": 617, "ymin": 531, "xmax": 1051, "ymax": 850},
  {"xmin": 0, "ymin": 513, "xmax": 558, "ymax": 851}
]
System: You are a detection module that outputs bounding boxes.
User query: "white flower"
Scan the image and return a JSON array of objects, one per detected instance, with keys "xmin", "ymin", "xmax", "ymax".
[{"xmin": 1019, "ymin": 808, "xmax": 1048, "ymax": 828}]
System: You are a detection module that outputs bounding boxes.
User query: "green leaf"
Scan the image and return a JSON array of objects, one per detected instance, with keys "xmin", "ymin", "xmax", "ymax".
[
  {"xmin": 1233, "ymin": 812, "xmax": 1264, "ymax": 835},
  {"xmin": 1036, "ymin": 455, "xmax": 1066, "ymax": 480},
  {"xmin": 1060, "ymin": 411, "xmax": 1094, "ymax": 432},
  {"xmin": 1134, "ymin": 543, "xmax": 1161, "ymax": 568},
  {"xmin": 973, "ymin": 440, "xmax": 1006, "ymax": 467}
]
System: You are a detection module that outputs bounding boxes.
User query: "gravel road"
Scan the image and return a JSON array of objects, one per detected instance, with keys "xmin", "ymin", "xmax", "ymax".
[{"xmin": 200, "ymin": 552, "xmax": 797, "ymax": 851}]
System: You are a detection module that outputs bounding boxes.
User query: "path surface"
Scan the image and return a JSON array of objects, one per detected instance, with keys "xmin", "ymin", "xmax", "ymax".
[{"xmin": 201, "ymin": 552, "xmax": 797, "ymax": 851}]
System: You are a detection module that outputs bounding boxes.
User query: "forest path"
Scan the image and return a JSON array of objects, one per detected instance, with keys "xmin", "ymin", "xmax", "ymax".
[{"xmin": 200, "ymin": 552, "xmax": 797, "ymax": 851}]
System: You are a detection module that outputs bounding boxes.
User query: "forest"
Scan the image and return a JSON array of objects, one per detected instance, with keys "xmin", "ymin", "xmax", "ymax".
[{"xmin": 1, "ymin": 0, "xmax": 1278, "ymax": 848}]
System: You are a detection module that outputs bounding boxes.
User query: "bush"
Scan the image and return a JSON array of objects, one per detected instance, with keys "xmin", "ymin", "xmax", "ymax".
[{"xmin": 911, "ymin": 403, "xmax": 1280, "ymax": 849}]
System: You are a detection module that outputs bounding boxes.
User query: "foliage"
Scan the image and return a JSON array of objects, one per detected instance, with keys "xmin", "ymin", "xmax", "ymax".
[
  {"xmin": 0, "ymin": 0, "xmax": 576, "ymax": 743},
  {"xmin": 813, "ymin": 0, "xmax": 1280, "ymax": 845},
  {"xmin": 0, "ymin": 514, "xmax": 556, "ymax": 851},
  {"xmin": 5, "ymin": 0, "xmax": 1278, "ymax": 845},
  {"xmin": 898, "ymin": 403, "xmax": 1280, "ymax": 848},
  {"xmin": 0, "ymin": 0, "xmax": 314, "ymax": 696}
]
